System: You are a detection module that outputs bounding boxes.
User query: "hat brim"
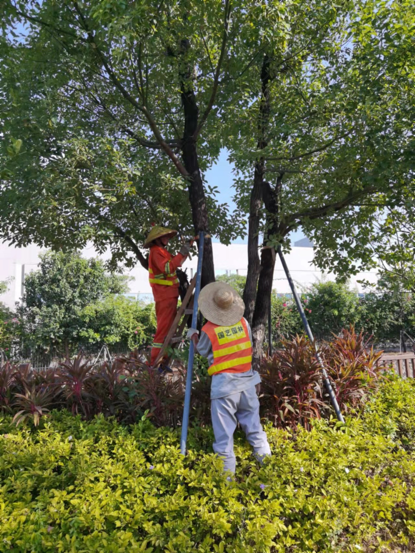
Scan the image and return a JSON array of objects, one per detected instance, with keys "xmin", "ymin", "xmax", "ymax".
[
  {"xmin": 198, "ymin": 282, "xmax": 245, "ymax": 327},
  {"xmin": 144, "ymin": 230, "xmax": 177, "ymax": 247}
]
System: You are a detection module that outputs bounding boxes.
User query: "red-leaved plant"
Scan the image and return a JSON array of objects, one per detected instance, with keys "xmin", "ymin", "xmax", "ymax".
[
  {"xmin": 0, "ymin": 327, "xmax": 385, "ymax": 430},
  {"xmin": 57, "ymin": 354, "xmax": 95, "ymax": 417},
  {"xmin": 0, "ymin": 361, "xmax": 17, "ymax": 412},
  {"xmin": 322, "ymin": 326, "xmax": 384, "ymax": 412},
  {"xmin": 12, "ymin": 383, "xmax": 54, "ymax": 426},
  {"xmin": 260, "ymin": 336, "xmax": 328, "ymax": 430}
]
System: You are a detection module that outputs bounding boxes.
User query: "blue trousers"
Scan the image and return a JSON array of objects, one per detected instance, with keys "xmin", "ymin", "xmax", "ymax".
[{"xmin": 211, "ymin": 385, "xmax": 271, "ymax": 473}]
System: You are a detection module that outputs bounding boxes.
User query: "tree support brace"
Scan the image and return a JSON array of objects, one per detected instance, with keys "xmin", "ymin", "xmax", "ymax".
[
  {"xmin": 181, "ymin": 231, "xmax": 205, "ymax": 455},
  {"xmin": 277, "ymin": 246, "xmax": 345, "ymax": 423}
]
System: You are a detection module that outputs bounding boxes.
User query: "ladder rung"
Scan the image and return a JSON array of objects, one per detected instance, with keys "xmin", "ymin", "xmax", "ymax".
[
  {"xmin": 184, "ymin": 309, "xmax": 193, "ymax": 315},
  {"xmin": 171, "ymin": 336, "xmax": 183, "ymax": 344}
]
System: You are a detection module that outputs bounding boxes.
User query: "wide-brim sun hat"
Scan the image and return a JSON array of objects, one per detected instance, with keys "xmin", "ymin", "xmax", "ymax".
[
  {"xmin": 198, "ymin": 281, "xmax": 245, "ymax": 327},
  {"xmin": 144, "ymin": 226, "xmax": 177, "ymax": 247}
]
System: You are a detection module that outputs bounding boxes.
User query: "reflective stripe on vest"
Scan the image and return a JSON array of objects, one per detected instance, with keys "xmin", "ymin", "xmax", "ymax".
[
  {"xmin": 202, "ymin": 318, "xmax": 253, "ymax": 376},
  {"xmin": 148, "ymin": 267, "xmax": 179, "ymax": 287}
]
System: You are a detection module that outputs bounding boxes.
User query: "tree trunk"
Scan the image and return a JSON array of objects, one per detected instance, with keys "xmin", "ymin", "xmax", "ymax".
[
  {"xmin": 243, "ymin": 53, "xmax": 271, "ymax": 334},
  {"xmin": 251, "ymin": 247, "xmax": 276, "ymax": 369},
  {"xmin": 243, "ymin": 54, "xmax": 271, "ymax": 324},
  {"xmin": 251, "ymin": 179, "xmax": 281, "ymax": 368},
  {"xmin": 243, "ymin": 163, "xmax": 264, "ymax": 325},
  {"xmin": 180, "ymin": 39, "xmax": 215, "ymax": 287}
]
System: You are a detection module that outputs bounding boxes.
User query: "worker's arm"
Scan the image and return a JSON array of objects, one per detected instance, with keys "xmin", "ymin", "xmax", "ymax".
[
  {"xmin": 187, "ymin": 328, "xmax": 214, "ymax": 365},
  {"xmin": 151, "ymin": 247, "xmax": 183, "ymax": 276},
  {"xmin": 152, "ymin": 241, "xmax": 193, "ymax": 275}
]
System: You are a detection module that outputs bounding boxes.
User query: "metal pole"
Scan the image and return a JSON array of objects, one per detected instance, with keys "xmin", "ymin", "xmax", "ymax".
[
  {"xmin": 181, "ymin": 231, "xmax": 205, "ymax": 454},
  {"xmin": 277, "ymin": 246, "xmax": 344, "ymax": 423}
]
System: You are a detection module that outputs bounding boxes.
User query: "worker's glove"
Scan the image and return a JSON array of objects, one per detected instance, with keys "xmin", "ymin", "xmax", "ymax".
[
  {"xmin": 179, "ymin": 241, "xmax": 192, "ymax": 257},
  {"xmin": 186, "ymin": 328, "xmax": 199, "ymax": 339}
]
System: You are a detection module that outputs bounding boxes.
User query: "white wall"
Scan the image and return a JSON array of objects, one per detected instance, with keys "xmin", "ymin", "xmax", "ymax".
[
  {"xmin": 182, "ymin": 243, "xmax": 378, "ymax": 295},
  {"xmin": 0, "ymin": 241, "xmax": 378, "ymax": 309}
]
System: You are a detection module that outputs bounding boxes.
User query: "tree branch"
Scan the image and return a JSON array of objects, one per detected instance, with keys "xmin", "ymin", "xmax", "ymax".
[
  {"xmin": 265, "ymin": 132, "xmax": 350, "ymax": 163},
  {"xmin": 113, "ymin": 226, "xmax": 149, "ymax": 270},
  {"xmin": 71, "ymin": 0, "xmax": 189, "ymax": 177},
  {"xmin": 193, "ymin": 0, "xmax": 231, "ymax": 140},
  {"xmin": 79, "ymin": 79, "xmax": 173, "ymax": 149},
  {"xmin": 12, "ymin": 6, "xmax": 87, "ymax": 42},
  {"xmin": 283, "ymin": 186, "xmax": 377, "ymax": 231}
]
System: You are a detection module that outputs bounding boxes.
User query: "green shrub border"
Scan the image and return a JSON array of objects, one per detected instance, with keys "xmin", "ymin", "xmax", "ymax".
[{"xmin": 1, "ymin": 376, "xmax": 415, "ymax": 552}]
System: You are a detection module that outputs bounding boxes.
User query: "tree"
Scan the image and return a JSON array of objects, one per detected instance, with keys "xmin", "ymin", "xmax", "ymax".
[
  {"xmin": 0, "ymin": 280, "xmax": 17, "ymax": 353},
  {"xmin": 216, "ymin": 274, "xmax": 246, "ymax": 298},
  {"xmin": 225, "ymin": 0, "xmax": 414, "ymax": 363},
  {"xmin": 271, "ymin": 293, "xmax": 303, "ymax": 345},
  {"xmin": 0, "ymin": 281, "xmax": 8, "ymax": 296},
  {"xmin": 0, "ymin": 0, "xmax": 249, "ymax": 281},
  {"xmin": 304, "ymin": 281, "xmax": 361, "ymax": 341},
  {"xmin": 358, "ymin": 268, "xmax": 415, "ymax": 346},
  {"xmin": 18, "ymin": 251, "xmax": 128, "ymax": 354},
  {"xmin": 359, "ymin": 207, "xmax": 415, "ymax": 295},
  {"xmin": 1, "ymin": 0, "xmax": 414, "ymax": 361}
]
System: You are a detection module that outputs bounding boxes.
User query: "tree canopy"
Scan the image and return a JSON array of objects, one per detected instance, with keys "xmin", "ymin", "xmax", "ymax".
[{"xmin": 1, "ymin": 0, "xmax": 414, "ymax": 356}]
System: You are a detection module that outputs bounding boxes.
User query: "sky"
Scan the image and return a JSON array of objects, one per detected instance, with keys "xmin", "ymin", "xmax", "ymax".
[{"xmin": 205, "ymin": 149, "xmax": 305, "ymax": 245}]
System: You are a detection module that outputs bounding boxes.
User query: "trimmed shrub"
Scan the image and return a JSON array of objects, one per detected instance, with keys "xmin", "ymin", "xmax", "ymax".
[{"xmin": 0, "ymin": 377, "xmax": 415, "ymax": 551}]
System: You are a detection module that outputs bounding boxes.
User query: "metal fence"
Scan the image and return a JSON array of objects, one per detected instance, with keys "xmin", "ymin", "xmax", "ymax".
[{"xmin": 1, "ymin": 345, "xmax": 133, "ymax": 371}]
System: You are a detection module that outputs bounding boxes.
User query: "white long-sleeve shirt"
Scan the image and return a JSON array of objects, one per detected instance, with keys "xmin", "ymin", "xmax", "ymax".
[{"xmin": 196, "ymin": 318, "xmax": 261, "ymax": 400}]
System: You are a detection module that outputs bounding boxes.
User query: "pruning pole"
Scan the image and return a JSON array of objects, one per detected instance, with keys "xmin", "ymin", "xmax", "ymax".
[
  {"xmin": 277, "ymin": 246, "xmax": 345, "ymax": 423},
  {"xmin": 181, "ymin": 231, "xmax": 205, "ymax": 455}
]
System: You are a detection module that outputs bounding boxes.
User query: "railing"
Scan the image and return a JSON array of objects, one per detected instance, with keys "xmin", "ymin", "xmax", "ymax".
[
  {"xmin": 0, "ymin": 347, "xmax": 132, "ymax": 371},
  {"xmin": 380, "ymin": 352, "xmax": 415, "ymax": 378}
]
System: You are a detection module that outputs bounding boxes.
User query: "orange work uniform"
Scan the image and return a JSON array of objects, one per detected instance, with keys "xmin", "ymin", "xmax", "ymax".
[
  {"xmin": 201, "ymin": 318, "xmax": 253, "ymax": 375},
  {"xmin": 149, "ymin": 245, "xmax": 185, "ymax": 366}
]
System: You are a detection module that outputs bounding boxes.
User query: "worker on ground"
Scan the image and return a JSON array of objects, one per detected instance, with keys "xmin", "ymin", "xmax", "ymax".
[
  {"xmin": 187, "ymin": 282, "xmax": 271, "ymax": 473},
  {"xmin": 144, "ymin": 225, "xmax": 193, "ymax": 370}
]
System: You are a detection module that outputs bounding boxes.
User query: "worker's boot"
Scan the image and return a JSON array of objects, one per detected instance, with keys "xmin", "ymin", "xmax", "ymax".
[{"xmin": 157, "ymin": 362, "xmax": 173, "ymax": 375}]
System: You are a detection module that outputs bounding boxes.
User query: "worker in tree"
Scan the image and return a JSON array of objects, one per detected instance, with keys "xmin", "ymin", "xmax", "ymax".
[
  {"xmin": 144, "ymin": 226, "xmax": 193, "ymax": 369},
  {"xmin": 187, "ymin": 282, "xmax": 271, "ymax": 473}
]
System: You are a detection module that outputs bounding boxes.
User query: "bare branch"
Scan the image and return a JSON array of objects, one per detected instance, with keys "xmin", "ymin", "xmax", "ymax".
[
  {"xmin": 265, "ymin": 168, "xmax": 306, "ymax": 175},
  {"xmin": 201, "ymin": 35, "xmax": 215, "ymax": 74},
  {"xmin": 194, "ymin": 0, "xmax": 232, "ymax": 140}
]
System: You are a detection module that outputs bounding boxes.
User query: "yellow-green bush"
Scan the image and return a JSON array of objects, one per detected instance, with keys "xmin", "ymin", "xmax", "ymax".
[{"xmin": 1, "ymin": 376, "xmax": 415, "ymax": 552}]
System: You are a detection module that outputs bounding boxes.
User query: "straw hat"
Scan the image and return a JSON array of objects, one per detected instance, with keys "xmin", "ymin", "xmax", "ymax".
[
  {"xmin": 198, "ymin": 281, "xmax": 245, "ymax": 327},
  {"xmin": 144, "ymin": 226, "xmax": 177, "ymax": 247}
]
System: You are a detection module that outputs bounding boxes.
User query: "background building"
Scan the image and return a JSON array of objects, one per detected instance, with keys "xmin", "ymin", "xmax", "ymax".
[{"xmin": 0, "ymin": 239, "xmax": 378, "ymax": 309}]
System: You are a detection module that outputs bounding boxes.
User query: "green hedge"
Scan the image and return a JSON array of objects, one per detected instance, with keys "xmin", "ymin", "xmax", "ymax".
[{"xmin": 1, "ymin": 376, "xmax": 415, "ymax": 552}]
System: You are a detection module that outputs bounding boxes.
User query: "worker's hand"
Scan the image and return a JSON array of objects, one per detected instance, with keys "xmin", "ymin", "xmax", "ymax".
[
  {"xmin": 179, "ymin": 239, "xmax": 193, "ymax": 257},
  {"xmin": 186, "ymin": 328, "xmax": 199, "ymax": 339},
  {"xmin": 187, "ymin": 327, "xmax": 199, "ymax": 347},
  {"xmin": 255, "ymin": 383, "xmax": 261, "ymax": 396}
]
